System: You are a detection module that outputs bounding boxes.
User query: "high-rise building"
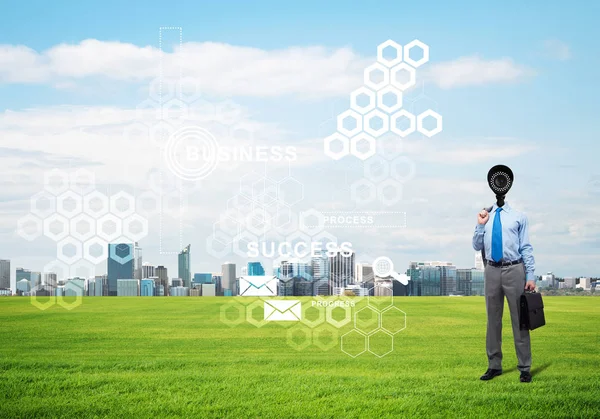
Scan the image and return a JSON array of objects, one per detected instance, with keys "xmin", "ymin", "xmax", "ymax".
[
  {"xmin": 89, "ymin": 276, "xmax": 104, "ymax": 296},
  {"xmin": 16, "ymin": 278, "xmax": 30, "ymax": 295},
  {"xmin": 355, "ymin": 263, "xmax": 374, "ymax": 284},
  {"xmin": 222, "ymin": 262, "xmax": 236, "ymax": 295},
  {"xmin": 577, "ymin": 277, "xmax": 591, "ymax": 290},
  {"xmin": 474, "ymin": 252, "xmax": 484, "ymax": 270},
  {"xmin": 193, "ymin": 273, "xmax": 213, "ymax": 284},
  {"xmin": 311, "ymin": 251, "xmax": 330, "ymax": 281},
  {"xmin": 212, "ymin": 275, "xmax": 222, "ymax": 294},
  {"xmin": 117, "ymin": 279, "xmax": 138, "ymax": 296},
  {"xmin": 423, "ymin": 261, "xmax": 456, "ymax": 296},
  {"xmin": 471, "ymin": 269, "xmax": 484, "ymax": 296},
  {"xmin": 107, "ymin": 243, "xmax": 134, "ymax": 296},
  {"xmin": 170, "ymin": 286, "xmax": 189, "ymax": 296},
  {"xmin": 65, "ymin": 278, "xmax": 85, "ymax": 296},
  {"xmin": 42, "ymin": 272, "xmax": 57, "ymax": 288},
  {"xmin": 202, "ymin": 283, "xmax": 216, "ymax": 296},
  {"xmin": 142, "ymin": 262, "xmax": 155, "ymax": 279},
  {"xmin": 178, "ymin": 244, "xmax": 191, "ymax": 288},
  {"xmin": 0, "ymin": 259, "xmax": 10, "ymax": 290},
  {"xmin": 329, "ymin": 251, "xmax": 355, "ymax": 294},
  {"xmin": 540, "ymin": 272, "xmax": 556, "ymax": 288},
  {"xmin": 16, "ymin": 268, "xmax": 31, "ymax": 283},
  {"xmin": 563, "ymin": 277, "xmax": 576, "ymax": 288},
  {"xmin": 134, "ymin": 243, "xmax": 143, "ymax": 280},
  {"xmin": 171, "ymin": 278, "xmax": 183, "ymax": 287},
  {"xmin": 406, "ymin": 262, "xmax": 441, "ymax": 296},
  {"xmin": 247, "ymin": 262, "xmax": 265, "ymax": 276},
  {"xmin": 156, "ymin": 266, "xmax": 168, "ymax": 296},
  {"xmin": 140, "ymin": 279, "xmax": 155, "ymax": 296},
  {"xmin": 30, "ymin": 272, "xmax": 41, "ymax": 288}
]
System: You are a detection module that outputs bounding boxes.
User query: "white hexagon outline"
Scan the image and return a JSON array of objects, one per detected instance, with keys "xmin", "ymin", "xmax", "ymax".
[
  {"xmin": 340, "ymin": 329, "xmax": 367, "ymax": 358},
  {"xmin": 232, "ymin": 230, "xmax": 259, "ymax": 258},
  {"xmin": 364, "ymin": 62, "xmax": 390, "ymax": 91},
  {"xmin": 109, "ymin": 191, "xmax": 136, "ymax": 219},
  {"xmin": 381, "ymin": 306, "xmax": 407, "ymax": 335},
  {"xmin": 286, "ymin": 325, "xmax": 312, "ymax": 351},
  {"xmin": 377, "ymin": 179, "xmax": 403, "ymax": 206},
  {"xmin": 403, "ymin": 39, "xmax": 430, "ymax": 68},
  {"xmin": 96, "ymin": 213, "xmax": 123, "ymax": 242},
  {"xmin": 43, "ymin": 213, "xmax": 70, "ymax": 242},
  {"xmin": 56, "ymin": 237, "xmax": 83, "ymax": 265},
  {"xmin": 367, "ymin": 329, "xmax": 394, "ymax": 358},
  {"xmin": 272, "ymin": 208, "xmax": 299, "ymax": 236},
  {"xmin": 376, "ymin": 85, "xmax": 404, "ymax": 114},
  {"xmin": 30, "ymin": 191, "xmax": 56, "ymax": 219},
  {"xmin": 30, "ymin": 283, "xmax": 56, "ymax": 311},
  {"xmin": 83, "ymin": 191, "xmax": 110, "ymax": 218},
  {"xmin": 135, "ymin": 191, "xmax": 162, "ymax": 218},
  {"xmin": 42, "ymin": 259, "xmax": 69, "ymax": 283},
  {"xmin": 277, "ymin": 177, "xmax": 305, "ymax": 207},
  {"xmin": 325, "ymin": 304, "xmax": 352, "ymax": 328},
  {"xmin": 219, "ymin": 302, "xmax": 247, "ymax": 327},
  {"xmin": 245, "ymin": 208, "xmax": 272, "ymax": 236},
  {"xmin": 56, "ymin": 280, "xmax": 85, "ymax": 311},
  {"xmin": 390, "ymin": 156, "xmax": 417, "ymax": 183},
  {"xmin": 364, "ymin": 156, "xmax": 391, "ymax": 183},
  {"xmin": 122, "ymin": 214, "xmax": 149, "ymax": 242},
  {"xmin": 246, "ymin": 299, "xmax": 270, "ymax": 328},
  {"xmin": 312, "ymin": 324, "xmax": 339, "ymax": 351},
  {"xmin": 300, "ymin": 303, "xmax": 326, "ymax": 328},
  {"xmin": 354, "ymin": 306, "xmax": 381, "ymax": 335},
  {"xmin": 56, "ymin": 190, "xmax": 83, "ymax": 219},
  {"xmin": 69, "ymin": 213, "xmax": 96, "ymax": 242},
  {"xmin": 69, "ymin": 169, "xmax": 96, "ymax": 195},
  {"xmin": 350, "ymin": 133, "xmax": 377, "ymax": 161},
  {"xmin": 43, "ymin": 169, "xmax": 70, "ymax": 196},
  {"xmin": 377, "ymin": 40, "xmax": 403, "ymax": 68},
  {"xmin": 206, "ymin": 233, "xmax": 232, "ymax": 259},
  {"xmin": 215, "ymin": 213, "xmax": 241, "ymax": 238},
  {"xmin": 17, "ymin": 214, "xmax": 43, "ymax": 242},
  {"xmin": 162, "ymin": 98, "xmax": 190, "ymax": 121},
  {"xmin": 363, "ymin": 109, "xmax": 390, "ymax": 138},
  {"xmin": 83, "ymin": 237, "xmax": 109, "ymax": 265},
  {"xmin": 299, "ymin": 209, "xmax": 325, "ymax": 236},
  {"xmin": 324, "ymin": 133, "xmax": 350, "ymax": 161},
  {"xmin": 417, "ymin": 110, "xmax": 443, "ymax": 138},
  {"xmin": 350, "ymin": 86, "xmax": 377, "ymax": 115},
  {"xmin": 284, "ymin": 230, "xmax": 313, "ymax": 260},
  {"xmin": 337, "ymin": 109, "xmax": 363, "ymax": 138},
  {"xmin": 350, "ymin": 179, "xmax": 377, "ymax": 205},
  {"xmin": 368, "ymin": 283, "xmax": 395, "ymax": 309},
  {"xmin": 390, "ymin": 110, "xmax": 417, "ymax": 137},
  {"xmin": 108, "ymin": 242, "xmax": 133, "ymax": 265},
  {"xmin": 390, "ymin": 63, "xmax": 417, "ymax": 91},
  {"xmin": 69, "ymin": 258, "xmax": 95, "ymax": 280}
]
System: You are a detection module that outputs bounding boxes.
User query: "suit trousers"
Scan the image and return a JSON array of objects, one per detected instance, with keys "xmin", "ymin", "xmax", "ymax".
[{"xmin": 484, "ymin": 262, "xmax": 531, "ymax": 372}]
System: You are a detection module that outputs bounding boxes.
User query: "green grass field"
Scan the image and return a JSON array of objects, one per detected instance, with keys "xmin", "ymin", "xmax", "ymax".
[{"xmin": 1, "ymin": 296, "xmax": 599, "ymax": 418}]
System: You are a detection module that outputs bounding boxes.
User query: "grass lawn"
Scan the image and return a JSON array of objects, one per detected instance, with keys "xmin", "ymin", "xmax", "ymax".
[{"xmin": 1, "ymin": 296, "xmax": 599, "ymax": 418}]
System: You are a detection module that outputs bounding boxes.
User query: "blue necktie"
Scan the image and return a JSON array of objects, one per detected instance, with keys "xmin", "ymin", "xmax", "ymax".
[{"xmin": 491, "ymin": 207, "xmax": 503, "ymax": 262}]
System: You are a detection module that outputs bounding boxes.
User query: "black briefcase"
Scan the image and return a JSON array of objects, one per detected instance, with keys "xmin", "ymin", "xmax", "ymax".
[{"xmin": 519, "ymin": 290, "xmax": 546, "ymax": 330}]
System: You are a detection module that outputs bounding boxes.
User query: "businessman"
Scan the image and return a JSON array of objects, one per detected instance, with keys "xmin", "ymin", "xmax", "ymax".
[{"xmin": 472, "ymin": 201, "xmax": 536, "ymax": 383}]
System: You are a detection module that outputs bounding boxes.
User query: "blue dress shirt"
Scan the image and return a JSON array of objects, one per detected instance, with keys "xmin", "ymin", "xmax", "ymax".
[{"xmin": 472, "ymin": 201, "xmax": 536, "ymax": 282}]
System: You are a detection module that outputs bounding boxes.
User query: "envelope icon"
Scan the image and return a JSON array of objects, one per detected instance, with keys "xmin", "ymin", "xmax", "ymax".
[
  {"xmin": 239, "ymin": 276, "xmax": 277, "ymax": 297},
  {"xmin": 264, "ymin": 300, "xmax": 302, "ymax": 321}
]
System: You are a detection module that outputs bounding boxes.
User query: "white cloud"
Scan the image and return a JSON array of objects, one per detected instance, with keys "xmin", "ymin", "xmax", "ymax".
[{"xmin": 542, "ymin": 39, "xmax": 571, "ymax": 61}]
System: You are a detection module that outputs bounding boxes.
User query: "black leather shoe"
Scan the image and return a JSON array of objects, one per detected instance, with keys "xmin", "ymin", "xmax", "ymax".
[
  {"xmin": 480, "ymin": 368, "xmax": 502, "ymax": 380},
  {"xmin": 520, "ymin": 371, "xmax": 532, "ymax": 383}
]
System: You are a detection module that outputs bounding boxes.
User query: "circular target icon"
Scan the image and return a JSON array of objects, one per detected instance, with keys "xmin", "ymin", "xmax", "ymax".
[{"xmin": 165, "ymin": 126, "xmax": 220, "ymax": 181}]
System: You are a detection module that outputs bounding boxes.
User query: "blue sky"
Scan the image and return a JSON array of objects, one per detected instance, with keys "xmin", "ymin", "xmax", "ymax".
[{"xmin": 1, "ymin": 0, "xmax": 599, "ymax": 286}]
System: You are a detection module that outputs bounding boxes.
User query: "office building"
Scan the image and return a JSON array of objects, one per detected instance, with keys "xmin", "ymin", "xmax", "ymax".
[
  {"xmin": 212, "ymin": 275, "xmax": 222, "ymax": 294},
  {"xmin": 178, "ymin": 244, "xmax": 191, "ymax": 288},
  {"xmin": 311, "ymin": 251, "xmax": 330, "ymax": 282},
  {"xmin": 140, "ymin": 279, "xmax": 155, "ymax": 296},
  {"xmin": 142, "ymin": 263, "xmax": 155, "ymax": 279},
  {"xmin": 540, "ymin": 272, "xmax": 556, "ymax": 288},
  {"xmin": 189, "ymin": 287, "xmax": 201, "ymax": 296},
  {"xmin": 107, "ymin": 243, "xmax": 134, "ymax": 296},
  {"xmin": 170, "ymin": 286, "xmax": 189, "ymax": 296},
  {"xmin": 16, "ymin": 278, "xmax": 31, "ymax": 295},
  {"xmin": 88, "ymin": 276, "xmax": 103, "ymax": 296},
  {"xmin": 222, "ymin": 262, "xmax": 236, "ymax": 295},
  {"xmin": 134, "ymin": 243, "xmax": 143, "ymax": 280},
  {"xmin": 423, "ymin": 261, "xmax": 456, "ymax": 296},
  {"xmin": 247, "ymin": 262, "xmax": 265, "ymax": 276},
  {"xmin": 563, "ymin": 277, "xmax": 576, "ymax": 288},
  {"xmin": 202, "ymin": 283, "xmax": 216, "ymax": 296},
  {"xmin": 577, "ymin": 277, "xmax": 591, "ymax": 290},
  {"xmin": 117, "ymin": 279, "xmax": 139, "ymax": 296},
  {"xmin": 471, "ymin": 269, "xmax": 484, "ymax": 296},
  {"xmin": 42, "ymin": 272, "xmax": 57, "ymax": 288},
  {"xmin": 193, "ymin": 273, "xmax": 213, "ymax": 285},
  {"xmin": 406, "ymin": 262, "xmax": 441, "ymax": 296},
  {"xmin": 0, "ymin": 259, "xmax": 10, "ymax": 290},
  {"xmin": 329, "ymin": 251, "xmax": 355, "ymax": 293},
  {"xmin": 171, "ymin": 278, "xmax": 183, "ymax": 287},
  {"xmin": 156, "ymin": 266, "xmax": 169, "ymax": 296},
  {"xmin": 16, "ymin": 268, "xmax": 31, "ymax": 283},
  {"xmin": 65, "ymin": 278, "xmax": 85, "ymax": 296},
  {"xmin": 355, "ymin": 263, "xmax": 374, "ymax": 284},
  {"xmin": 474, "ymin": 252, "xmax": 484, "ymax": 270}
]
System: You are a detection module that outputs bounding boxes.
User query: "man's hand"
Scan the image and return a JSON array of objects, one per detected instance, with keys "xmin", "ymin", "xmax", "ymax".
[
  {"xmin": 525, "ymin": 280, "xmax": 536, "ymax": 291},
  {"xmin": 478, "ymin": 210, "xmax": 489, "ymax": 225}
]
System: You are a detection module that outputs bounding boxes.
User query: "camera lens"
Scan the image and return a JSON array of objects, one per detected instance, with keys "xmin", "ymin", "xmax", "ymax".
[{"xmin": 494, "ymin": 175, "xmax": 508, "ymax": 189}]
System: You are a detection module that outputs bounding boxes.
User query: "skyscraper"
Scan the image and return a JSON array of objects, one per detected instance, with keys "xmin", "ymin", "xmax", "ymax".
[
  {"xmin": 193, "ymin": 273, "xmax": 213, "ymax": 284},
  {"xmin": 247, "ymin": 262, "xmax": 265, "ymax": 276},
  {"xmin": 474, "ymin": 252, "xmax": 484, "ymax": 270},
  {"xmin": 42, "ymin": 272, "xmax": 57, "ymax": 288},
  {"xmin": 178, "ymin": 245, "xmax": 191, "ymax": 288},
  {"xmin": 107, "ymin": 243, "xmax": 134, "ymax": 296},
  {"xmin": 0, "ymin": 259, "xmax": 10, "ymax": 290},
  {"xmin": 329, "ymin": 251, "xmax": 355, "ymax": 294},
  {"xmin": 424, "ymin": 261, "xmax": 456, "ymax": 296},
  {"xmin": 156, "ymin": 265, "xmax": 168, "ymax": 296},
  {"xmin": 311, "ymin": 251, "xmax": 330, "ymax": 281},
  {"xmin": 221, "ymin": 262, "xmax": 236, "ymax": 295},
  {"xmin": 142, "ymin": 262, "xmax": 155, "ymax": 279},
  {"xmin": 134, "ymin": 243, "xmax": 143, "ymax": 280}
]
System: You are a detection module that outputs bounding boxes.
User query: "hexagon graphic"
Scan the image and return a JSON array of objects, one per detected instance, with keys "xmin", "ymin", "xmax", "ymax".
[
  {"xmin": 57, "ymin": 237, "xmax": 83, "ymax": 265},
  {"xmin": 83, "ymin": 237, "xmax": 109, "ymax": 265},
  {"xmin": 69, "ymin": 214, "xmax": 96, "ymax": 242},
  {"xmin": 123, "ymin": 214, "xmax": 149, "ymax": 242},
  {"xmin": 313, "ymin": 324, "xmax": 339, "ymax": 351},
  {"xmin": 299, "ymin": 209, "xmax": 325, "ymax": 236},
  {"xmin": 44, "ymin": 169, "xmax": 70, "ymax": 196},
  {"xmin": 403, "ymin": 39, "xmax": 430, "ymax": 68},
  {"xmin": 17, "ymin": 214, "xmax": 43, "ymax": 241},
  {"xmin": 135, "ymin": 191, "xmax": 161, "ymax": 218},
  {"xmin": 368, "ymin": 284, "xmax": 394, "ymax": 310},
  {"xmin": 350, "ymin": 86, "xmax": 376, "ymax": 115},
  {"xmin": 43, "ymin": 214, "xmax": 70, "ymax": 242},
  {"xmin": 246, "ymin": 299, "xmax": 269, "ymax": 328},
  {"xmin": 135, "ymin": 98, "xmax": 162, "ymax": 121},
  {"xmin": 245, "ymin": 208, "xmax": 272, "ymax": 236},
  {"xmin": 377, "ymin": 179, "xmax": 403, "ymax": 206},
  {"xmin": 390, "ymin": 110, "xmax": 417, "ymax": 137},
  {"xmin": 148, "ymin": 77, "xmax": 175, "ymax": 102},
  {"xmin": 83, "ymin": 191, "xmax": 110, "ymax": 218},
  {"xmin": 56, "ymin": 191, "xmax": 83, "ymax": 219},
  {"xmin": 96, "ymin": 214, "xmax": 123, "ymax": 242},
  {"xmin": 324, "ymin": 132, "xmax": 350, "ymax": 161},
  {"xmin": 30, "ymin": 284, "xmax": 56, "ymax": 311},
  {"xmin": 162, "ymin": 98, "xmax": 189, "ymax": 122},
  {"xmin": 350, "ymin": 179, "xmax": 377, "ymax": 205},
  {"xmin": 43, "ymin": 259, "xmax": 69, "ymax": 282},
  {"xmin": 206, "ymin": 233, "xmax": 232, "ymax": 259},
  {"xmin": 30, "ymin": 191, "xmax": 56, "ymax": 219},
  {"xmin": 381, "ymin": 306, "xmax": 407, "ymax": 335},
  {"xmin": 232, "ymin": 231, "xmax": 258, "ymax": 258},
  {"xmin": 350, "ymin": 133, "xmax": 377, "ymax": 161},
  {"xmin": 69, "ymin": 169, "xmax": 96, "ymax": 195},
  {"xmin": 417, "ymin": 110, "xmax": 443, "ymax": 137},
  {"xmin": 364, "ymin": 62, "xmax": 390, "ymax": 91},
  {"xmin": 220, "ymin": 302, "xmax": 246, "ymax": 327},
  {"xmin": 69, "ymin": 258, "xmax": 96, "ymax": 280},
  {"xmin": 377, "ymin": 86, "xmax": 403, "ymax": 114},
  {"xmin": 355, "ymin": 306, "xmax": 380, "ymax": 335},
  {"xmin": 285, "ymin": 231, "xmax": 312, "ymax": 259},
  {"xmin": 341, "ymin": 329, "xmax": 367, "ymax": 358},
  {"xmin": 337, "ymin": 109, "xmax": 363, "ymax": 138},
  {"xmin": 368, "ymin": 330, "xmax": 394, "ymax": 358},
  {"xmin": 377, "ymin": 133, "xmax": 404, "ymax": 161},
  {"xmin": 301, "ymin": 303, "xmax": 326, "ymax": 328},
  {"xmin": 56, "ymin": 280, "xmax": 84, "ymax": 311},
  {"xmin": 216, "ymin": 211, "xmax": 242, "ymax": 237},
  {"xmin": 278, "ymin": 177, "xmax": 304, "ymax": 207},
  {"xmin": 364, "ymin": 156, "xmax": 391, "ymax": 183},
  {"xmin": 390, "ymin": 156, "xmax": 417, "ymax": 183},
  {"xmin": 311, "ymin": 231, "xmax": 339, "ymax": 250},
  {"xmin": 390, "ymin": 63, "xmax": 417, "ymax": 91},
  {"xmin": 286, "ymin": 326, "xmax": 312, "ymax": 351},
  {"xmin": 149, "ymin": 120, "xmax": 176, "ymax": 147},
  {"xmin": 326, "ymin": 305, "xmax": 352, "ymax": 328},
  {"xmin": 363, "ymin": 109, "xmax": 389, "ymax": 138},
  {"xmin": 109, "ymin": 242, "xmax": 133, "ymax": 265},
  {"xmin": 272, "ymin": 207, "xmax": 299, "ymax": 236},
  {"xmin": 109, "ymin": 191, "xmax": 135, "ymax": 219},
  {"xmin": 377, "ymin": 40, "xmax": 403, "ymax": 68}
]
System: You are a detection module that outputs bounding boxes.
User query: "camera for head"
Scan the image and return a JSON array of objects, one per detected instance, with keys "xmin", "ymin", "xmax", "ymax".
[{"xmin": 487, "ymin": 164, "xmax": 513, "ymax": 206}]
